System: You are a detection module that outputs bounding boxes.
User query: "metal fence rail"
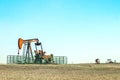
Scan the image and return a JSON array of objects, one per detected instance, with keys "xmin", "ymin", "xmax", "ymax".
[
  {"xmin": 53, "ymin": 56, "xmax": 67, "ymax": 64},
  {"xmin": 7, "ymin": 55, "xmax": 67, "ymax": 64}
]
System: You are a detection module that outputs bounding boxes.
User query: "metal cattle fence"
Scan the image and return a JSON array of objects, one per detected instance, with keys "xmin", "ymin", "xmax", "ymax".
[{"xmin": 7, "ymin": 55, "xmax": 67, "ymax": 64}]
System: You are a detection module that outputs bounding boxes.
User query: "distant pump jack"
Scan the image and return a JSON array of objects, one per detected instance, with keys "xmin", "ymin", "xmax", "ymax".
[{"xmin": 18, "ymin": 38, "xmax": 53, "ymax": 64}]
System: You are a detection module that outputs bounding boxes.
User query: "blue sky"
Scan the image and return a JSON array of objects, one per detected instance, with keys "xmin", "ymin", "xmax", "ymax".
[{"xmin": 0, "ymin": 0, "xmax": 120, "ymax": 63}]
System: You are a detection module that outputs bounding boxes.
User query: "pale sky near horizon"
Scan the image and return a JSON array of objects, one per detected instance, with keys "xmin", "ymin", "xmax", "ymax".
[{"xmin": 0, "ymin": 0, "xmax": 120, "ymax": 64}]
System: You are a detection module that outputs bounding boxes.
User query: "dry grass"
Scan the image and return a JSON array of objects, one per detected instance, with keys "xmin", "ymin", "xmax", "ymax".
[{"xmin": 0, "ymin": 64, "xmax": 120, "ymax": 80}]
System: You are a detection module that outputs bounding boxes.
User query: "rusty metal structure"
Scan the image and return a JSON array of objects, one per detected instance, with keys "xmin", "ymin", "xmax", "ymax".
[
  {"xmin": 7, "ymin": 38, "xmax": 67, "ymax": 64},
  {"xmin": 17, "ymin": 38, "xmax": 53, "ymax": 64}
]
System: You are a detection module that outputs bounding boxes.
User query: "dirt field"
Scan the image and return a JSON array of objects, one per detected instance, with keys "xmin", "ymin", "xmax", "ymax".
[{"xmin": 0, "ymin": 64, "xmax": 120, "ymax": 80}]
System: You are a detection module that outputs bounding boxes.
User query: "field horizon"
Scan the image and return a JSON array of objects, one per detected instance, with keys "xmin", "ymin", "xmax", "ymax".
[{"xmin": 0, "ymin": 63, "xmax": 120, "ymax": 80}]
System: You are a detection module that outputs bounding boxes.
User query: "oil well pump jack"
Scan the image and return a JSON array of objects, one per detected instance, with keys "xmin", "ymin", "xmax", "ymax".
[{"xmin": 18, "ymin": 38, "xmax": 53, "ymax": 64}]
